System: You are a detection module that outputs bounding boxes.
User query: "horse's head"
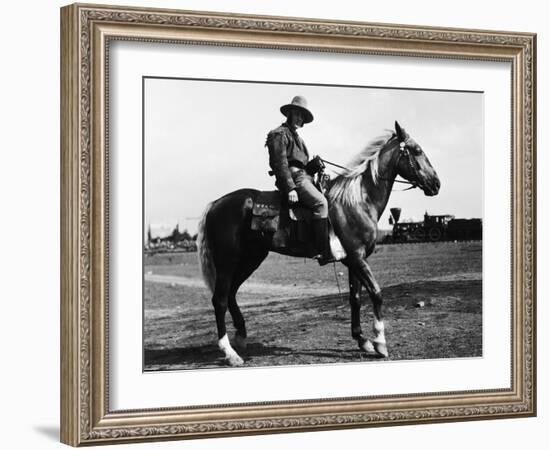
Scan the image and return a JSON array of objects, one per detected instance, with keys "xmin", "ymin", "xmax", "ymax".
[{"xmin": 393, "ymin": 121, "xmax": 440, "ymax": 196}]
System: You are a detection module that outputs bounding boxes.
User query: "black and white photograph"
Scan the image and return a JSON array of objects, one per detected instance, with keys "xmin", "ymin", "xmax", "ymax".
[
  {"xmin": 1, "ymin": 0, "xmax": 544, "ymax": 446},
  {"xmin": 143, "ymin": 78, "xmax": 483, "ymax": 371}
]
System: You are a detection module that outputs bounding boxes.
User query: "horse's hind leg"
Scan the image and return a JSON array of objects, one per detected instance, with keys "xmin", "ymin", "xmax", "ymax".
[
  {"xmin": 348, "ymin": 258, "xmax": 388, "ymax": 358},
  {"xmin": 212, "ymin": 270, "xmax": 244, "ymax": 366},
  {"xmin": 348, "ymin": 271, "xmax": 376, "ymax": 355},
  {"xmin": 228, "ymin": 248, "xmax": 269, "ymax": 351}
]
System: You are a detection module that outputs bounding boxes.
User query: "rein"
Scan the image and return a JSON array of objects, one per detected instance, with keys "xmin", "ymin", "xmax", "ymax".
[{"xmin": 321, "ymin": 144, "xmax": 419, "ymax": 191}]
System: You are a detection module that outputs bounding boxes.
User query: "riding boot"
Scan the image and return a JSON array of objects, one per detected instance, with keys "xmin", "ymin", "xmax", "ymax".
[{"xmin": 312, "ymin": 218, "xmax": 332, "ymax": 266}]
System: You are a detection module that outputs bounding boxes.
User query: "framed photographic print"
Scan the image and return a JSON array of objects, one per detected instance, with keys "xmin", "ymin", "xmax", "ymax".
[{"xmin": 60, "ymin": 3, "xmax": 536, "ymax": 446}]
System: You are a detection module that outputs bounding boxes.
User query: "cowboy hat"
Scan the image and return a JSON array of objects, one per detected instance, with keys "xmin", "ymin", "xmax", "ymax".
[{"xmin": 280, "ymin": 95, "xmax": 314, "ymax": 123}]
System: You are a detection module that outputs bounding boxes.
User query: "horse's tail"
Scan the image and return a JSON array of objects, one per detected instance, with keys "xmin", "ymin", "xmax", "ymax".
[{"xmin": 197, "ymin": 202, "xmax": 216, "ymax": 294}]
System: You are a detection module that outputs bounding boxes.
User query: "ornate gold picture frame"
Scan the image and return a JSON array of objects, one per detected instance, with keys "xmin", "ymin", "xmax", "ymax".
[{"xmin": 60, "ymin": 3, "xmax": 536, "ymax": 446}]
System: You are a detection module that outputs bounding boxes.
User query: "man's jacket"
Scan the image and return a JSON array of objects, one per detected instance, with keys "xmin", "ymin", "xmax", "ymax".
[{"xmin": 265, "ymin": 123, "xmax": 310, "ymax": 194}]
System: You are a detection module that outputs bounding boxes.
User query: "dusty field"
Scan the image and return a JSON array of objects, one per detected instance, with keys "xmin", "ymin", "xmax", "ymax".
[{"xmin": 144, "ymin": 241, "xmax": 482, "ymax": 371}]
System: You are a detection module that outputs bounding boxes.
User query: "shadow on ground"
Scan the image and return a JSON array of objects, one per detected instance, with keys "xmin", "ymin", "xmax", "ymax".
[
  {"xmin": 145, "ymin": 341, "xmax": 295, "ymax": 370},
  {"xmin": 33, "ymin": 426, "xmax": 59, "ymax": 441}
]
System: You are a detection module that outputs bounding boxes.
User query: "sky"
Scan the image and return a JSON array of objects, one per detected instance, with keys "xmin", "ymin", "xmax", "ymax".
[{"xmin": 144, "ymin": 78, "xmax": 483, "ymax": 234}]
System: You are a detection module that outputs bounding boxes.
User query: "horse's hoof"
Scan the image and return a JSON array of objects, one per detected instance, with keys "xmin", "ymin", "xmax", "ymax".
[
  {"xmin": 359, "ymin": 339, "xmax": 376, "ymax": 355},
  {"xmin": 226, "ymin": 354, "xmax": 244, "ymax": 367},
  {"xmin": 373, "ymin": 342, "xmax": 389, "ymax": 358},
  {"xmin": 233, "ymin": 335, "xmax": 247, "ymax": 351}
]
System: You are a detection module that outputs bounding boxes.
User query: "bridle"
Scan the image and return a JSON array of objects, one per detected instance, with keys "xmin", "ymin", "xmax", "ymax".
[
  {"xmin": 389, "ymin": 140, "xmax": 421, "ymax": 190},
  {"xmin": 321, "ymin": 139, "xmax": 422, "ymax": 191}
]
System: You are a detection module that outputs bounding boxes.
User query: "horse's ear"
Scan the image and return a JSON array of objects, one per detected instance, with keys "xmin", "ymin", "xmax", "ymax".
[{"xmin": 395, "ymin": 121, "xmax": 408, "ymax": 141}]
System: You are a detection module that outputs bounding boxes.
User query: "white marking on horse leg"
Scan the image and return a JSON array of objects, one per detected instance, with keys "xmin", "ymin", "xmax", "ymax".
[
  {"xmin": 233, "ymin": 333, "xmax": 247, "ymax": 351},
  {"xmin": 373, "ymin": 318, "xmax": 386, "ymax": 343},
  {"xmin": 372, "ymin": 319, "xmax": 389, "ymax": 357},
  {"xmin": 360, "ymin": 339, "xmax": 376, "ymax": 354},
  {"xmin": 218, "ymin": 334, "xmax": 244, "ymax": 366}
]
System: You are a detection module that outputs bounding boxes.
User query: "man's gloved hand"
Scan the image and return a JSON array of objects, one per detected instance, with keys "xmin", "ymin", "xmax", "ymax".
[
  {"xmin": 288, "ymin": 189, "xmax": 299, "ymax": 204},
  {"xmin": 306, "ymin": 155, "xmax": 325, "ymax": 175}
]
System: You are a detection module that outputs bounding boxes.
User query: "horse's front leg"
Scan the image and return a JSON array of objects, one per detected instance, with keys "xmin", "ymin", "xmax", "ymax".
[
  {"xmin": 348, "ymin": 271, "xmax": 376, "ymax": 355},
  {"xmin": 348, "ymin": 258, "xmax": 388, "ymax": 358}
]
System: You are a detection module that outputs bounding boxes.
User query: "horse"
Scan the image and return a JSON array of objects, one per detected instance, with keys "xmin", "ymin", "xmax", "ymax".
[{"xmin": 197, "ymin": 121, "xmax": 440, "ymax": 366}]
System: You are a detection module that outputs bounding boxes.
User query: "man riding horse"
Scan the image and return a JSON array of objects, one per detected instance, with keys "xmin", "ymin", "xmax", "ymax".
[
  {"xmin": 200, "ymin": 114, "xmax": 440, "ymax": 365},
  {"xmin": 265, "ymin": 95, "xmax": 330, "ymax": 262}
]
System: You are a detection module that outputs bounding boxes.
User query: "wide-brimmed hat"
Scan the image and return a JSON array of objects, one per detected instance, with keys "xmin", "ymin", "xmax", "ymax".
[{"xmin": 280, "ymin": 95, "xmax": 314, "ymax": 123}]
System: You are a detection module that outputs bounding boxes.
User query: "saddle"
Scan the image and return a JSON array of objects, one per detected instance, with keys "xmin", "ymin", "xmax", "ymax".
[{"xmin": 251, "ymin": 191, "xmax": 346, "ymax": 261}]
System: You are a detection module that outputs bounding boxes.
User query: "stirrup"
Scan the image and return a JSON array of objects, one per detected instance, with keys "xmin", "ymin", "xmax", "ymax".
[{"xmin": 313, "ymin": 253, "xmax": 334, "ymax": 266}]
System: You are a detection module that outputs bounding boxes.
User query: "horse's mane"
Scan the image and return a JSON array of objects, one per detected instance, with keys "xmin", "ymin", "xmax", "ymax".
[{"xmin": 327, "ymin": 132, "xmax": 395, "ymax": 207}]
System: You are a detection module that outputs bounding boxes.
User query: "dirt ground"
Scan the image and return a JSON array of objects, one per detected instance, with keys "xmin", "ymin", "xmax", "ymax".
[{"xmin": 143, "ymin": 241, "xmax": 482, "ymax": 371}]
